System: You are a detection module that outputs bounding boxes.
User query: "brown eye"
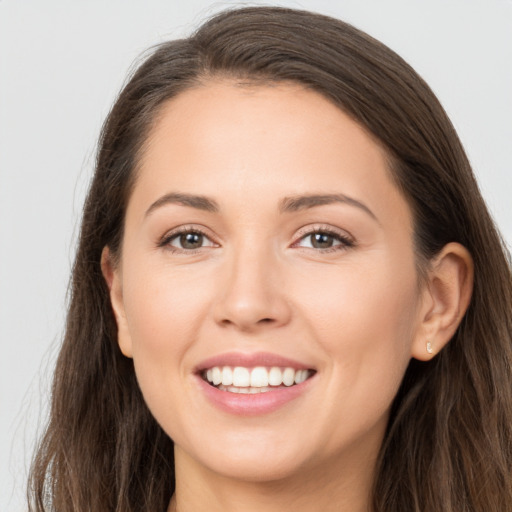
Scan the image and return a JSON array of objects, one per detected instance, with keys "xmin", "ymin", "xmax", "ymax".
[
  {"xmin": 165, "ymin": 230, "xmax": 216, "ymax": 251},
  {"xmin": 179, "ymin": 232, "xmax": 204, "ymax": 249},
  {"xmin": 310, "ymin": 232, "xmax": 335, "ymax": 249},
  {"xmin": 295, "ymin": 230, "xmax": 353, "ymax": 251}
]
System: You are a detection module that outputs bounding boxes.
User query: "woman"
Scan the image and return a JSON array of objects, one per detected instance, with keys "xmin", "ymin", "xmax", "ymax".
[{"xmin": 28, "ymin": 6, "xmax": 512, "ymax": 512}]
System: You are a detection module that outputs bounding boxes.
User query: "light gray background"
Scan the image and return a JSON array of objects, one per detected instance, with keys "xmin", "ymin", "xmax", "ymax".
[{"xmin": 1, "ymin": 1, "xmax": 510, "ymax": 510}]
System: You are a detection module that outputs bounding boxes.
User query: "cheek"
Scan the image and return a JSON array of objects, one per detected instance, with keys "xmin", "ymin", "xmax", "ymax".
[
  {"xmin": 300, "ymin": 254, "xmax": 418, "ymax": 339},
  {"xmin": 123, "ymin": 259, "xmax": 208, "ymax": 343},
  {"xmin": 120, "ymin": 260, "xmax": 214, "ymax": 401},
  {"xmin": 120, "ymin": 265, "xmax": 214, "ymax": 436},
  {"xmin": 297, "ymin": 255, "xmax": 419, "ymax": 396},
  {"xmin": 294, "ymin": 258, "xmax": 419, "ymax": 448}
]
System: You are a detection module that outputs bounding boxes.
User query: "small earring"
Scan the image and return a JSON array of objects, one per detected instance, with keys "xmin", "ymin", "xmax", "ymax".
[{"xmin": 426, "ymin": 341, "xmax": 433, "ymax": 354}]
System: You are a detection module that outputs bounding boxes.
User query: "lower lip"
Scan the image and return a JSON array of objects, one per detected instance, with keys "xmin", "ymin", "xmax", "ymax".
[{"xmin": 195, "ymin": 374, "xmax": 315, "ymax": 416}]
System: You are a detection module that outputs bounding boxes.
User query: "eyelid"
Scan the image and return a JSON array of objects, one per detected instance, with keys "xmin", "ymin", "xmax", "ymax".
[
  {"xmin": 158, "ymin": 224, "xmax": 219, "ymax": 251},
  {"xmin": 291, "ymin": 224, "xmax": 355, "ymax": 250},
  {"xmin": 157, "ymin": 223, "xmax": 354, "ymax": 253}
]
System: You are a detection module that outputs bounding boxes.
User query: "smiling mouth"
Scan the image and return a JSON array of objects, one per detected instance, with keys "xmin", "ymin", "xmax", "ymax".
[{"xmin": 201, "ymin": 366, "xmax": 315, "ymax": 394}]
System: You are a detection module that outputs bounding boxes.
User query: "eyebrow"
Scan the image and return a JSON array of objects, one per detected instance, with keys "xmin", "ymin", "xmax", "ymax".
[
  {"xmin": 279, "ymin": 193, "xmax": 378, "ymax": 221},
  {"xmin": 144, "ymin": 191, "xmax": 377, "ymax": 222},
  {"xmin": 145, "ymin": 192, "xmax": 220, "ymax": 217}
]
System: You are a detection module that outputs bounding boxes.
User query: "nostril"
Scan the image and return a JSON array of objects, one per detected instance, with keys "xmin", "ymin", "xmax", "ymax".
[{"xmin": 220, "ymin": 317, "xmax": 274, "ymax": 326}]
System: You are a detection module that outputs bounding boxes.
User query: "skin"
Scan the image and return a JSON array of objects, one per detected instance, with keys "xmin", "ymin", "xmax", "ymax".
[{"xmin": 102, "ymin": 81, "xmax": 473, "ymax": 512}]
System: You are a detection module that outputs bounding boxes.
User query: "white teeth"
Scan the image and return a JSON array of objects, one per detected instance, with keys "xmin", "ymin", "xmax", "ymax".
[
  {"xmin": 212, "ymin": 367, "xmax": 222, "ymax": 385},
  {"xmin": 204, "ymin": 365, "xmax": 312, "ymax": 391},
  {"xmin": 282, "ymin": 367, "xmax": 295, "ymax": 386},
  {"xmin": 295, "ymin": 369, "xmax": 308, "ymax": 384},
  {"xmin": 268, "ymin": 367, "xmax": 283, "ymax": 386},
  {"xmin": 250, "ymin": 367, "xmax": 269, "ymax": 387},
  {"xmin": 233, "ymin": 367, "xmax": 250, "ymax": 387},
  {"xmin": 221, "ymin": 366, "xmax": 233, "ymax": 386},
  {"xmin": 218, "ymin": 385, "xmax": 273, "ymax": 393}
]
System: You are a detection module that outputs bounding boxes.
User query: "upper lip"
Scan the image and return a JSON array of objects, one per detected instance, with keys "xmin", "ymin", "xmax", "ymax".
[{"xmin": 195, "ymin": 351, "xmax": 314, "ymax": 372}]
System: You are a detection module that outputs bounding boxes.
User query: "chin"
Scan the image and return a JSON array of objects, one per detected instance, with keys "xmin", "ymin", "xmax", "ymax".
[
  {"xmin": 175, "ymin": 435, "xmax": 313, "ymax": 483},
  {"xmin": 207, "ymin": 455, "xmax": 309, "ymax": 483}
]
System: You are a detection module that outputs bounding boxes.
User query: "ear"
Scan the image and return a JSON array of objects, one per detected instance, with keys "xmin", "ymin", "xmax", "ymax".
[
  {"xmin": 411, "ymin": 242, "xmax": 474, "ymax": 361},
  {"xmin": 101, "ymin": 246, "xmax": 133, "ymax": 358}
]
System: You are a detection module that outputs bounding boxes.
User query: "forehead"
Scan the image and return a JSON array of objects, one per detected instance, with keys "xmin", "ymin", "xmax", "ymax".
[
  {"xmin": 131, "ymin": 81, "xmax": 411, "ymax": 230},
  {"xmin": 144, "ymin": 81, "xmax": 387, "ymax": 173}
]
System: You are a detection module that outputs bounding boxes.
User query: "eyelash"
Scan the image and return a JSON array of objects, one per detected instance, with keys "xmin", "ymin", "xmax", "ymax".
[
  {"xmin": 158, "ymin": 225, "xmax": 355, "ymax": 254},
  {"xmin": 158, "ymin": 226, "xmax": 216, "ymax": 254},
  {"xmin": 292, "ymin": 225, "xmax": 355, "ymax": 253}
]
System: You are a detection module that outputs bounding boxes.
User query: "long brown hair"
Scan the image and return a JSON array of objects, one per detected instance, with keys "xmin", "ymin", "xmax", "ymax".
[{"xmin": 28, "ymin": 7, "xmax": 512, "ymax": 511}]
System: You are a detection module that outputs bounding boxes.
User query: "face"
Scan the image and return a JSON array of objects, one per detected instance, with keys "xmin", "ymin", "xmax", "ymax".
[{"xmin": 107, "ymin": 81, "xmax": 427, "ymax": 484}]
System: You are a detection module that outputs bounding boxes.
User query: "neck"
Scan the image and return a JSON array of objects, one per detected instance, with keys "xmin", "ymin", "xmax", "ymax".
[{"xmin": 168, "ymin": 444, "xmax": 378, "ymax": 512}]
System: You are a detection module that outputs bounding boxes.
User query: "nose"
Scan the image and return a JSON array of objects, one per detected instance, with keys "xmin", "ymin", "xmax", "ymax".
[{"xmin": 213, "ymin": 244, "xmax": 292, "ymax": 332}]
